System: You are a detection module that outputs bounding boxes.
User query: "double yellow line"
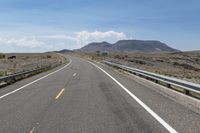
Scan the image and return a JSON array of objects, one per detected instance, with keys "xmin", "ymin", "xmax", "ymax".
[{"xmin": 55, "ymin": 88, "xmax": 65, "ymax": 100}]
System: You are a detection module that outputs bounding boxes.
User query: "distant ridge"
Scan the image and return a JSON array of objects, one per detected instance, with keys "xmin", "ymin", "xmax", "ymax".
[
  {"xmin": 78, "ymin": 40, "xmax": 179, "ymax": 52},
  {"xmin": 49, "ymin": 49, "xmax": 73, "ymax": 53},
  {"xmin": 80, "ymin": 41, "xmax": 111, "ymax": 52}
]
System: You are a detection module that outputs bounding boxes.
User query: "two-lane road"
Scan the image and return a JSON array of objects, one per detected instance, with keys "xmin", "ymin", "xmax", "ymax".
[{"xmin": 0, "ymin": 56, "xmax": 200, "ymax": 133}]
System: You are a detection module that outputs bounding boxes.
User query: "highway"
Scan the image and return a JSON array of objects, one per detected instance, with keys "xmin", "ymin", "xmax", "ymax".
[{"xmin": 0, "ymin": 56, "xmax": 200, "ymax": 133}]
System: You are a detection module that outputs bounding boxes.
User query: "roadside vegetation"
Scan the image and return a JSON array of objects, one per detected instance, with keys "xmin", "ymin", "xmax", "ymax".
[
  {"xmin": 70, "ymin": 51, "xmax": 200, "ymax": 84},
  {"xmin": 0, "ymin": 53, "xmax": 64, "ymax": 77}
]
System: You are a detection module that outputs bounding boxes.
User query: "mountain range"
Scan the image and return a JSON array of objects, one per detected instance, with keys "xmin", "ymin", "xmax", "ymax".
[
  {"xmin": 56, "ymin": 40, "xmax": 179, "ymax": 53},
  {"xmin": 78, "ymin": 40, "xmax": 179, "ymax": 52}
]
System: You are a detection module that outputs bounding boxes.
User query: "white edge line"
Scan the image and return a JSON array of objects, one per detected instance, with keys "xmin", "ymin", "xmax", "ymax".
[
  {"xmin": 0, "ymin": 57, "xmax": 72, "ymax": 99},
  {"xmin": 88, "ymin": 61, "xmax": 177, "ymax": 133}
]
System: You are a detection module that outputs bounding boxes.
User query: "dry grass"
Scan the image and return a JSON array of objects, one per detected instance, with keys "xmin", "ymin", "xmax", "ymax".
[
  {"xmin": 72, "ymin": 51, "xmax": 200, "ymax": 84},
  {"xmin": 0, "ymin": 53, "xmax": 63, "ymax": 76}
]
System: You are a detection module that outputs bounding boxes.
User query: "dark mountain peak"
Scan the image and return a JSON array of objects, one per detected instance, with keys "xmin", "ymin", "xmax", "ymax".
[
  {"xmin": 80, "ymin": 41, "xmax": 111, "ymax": 52},
  {"xmin": 53, "ymin": 49, "xmax": 73, "ymax": 53},
  {"xmin": 101, "ymin": 41, "xmax": 110, "ymax": 44},
  {"xmin": 114, "ymin": 40, "xmax": 162, "ymax": 44},
  {"xmin": 112, "ymin": 40, "xmax": 178, "ymax": 52},
  {"xmin": 87, "ymin": 41, "xmax": 111, "ymax": 46}
]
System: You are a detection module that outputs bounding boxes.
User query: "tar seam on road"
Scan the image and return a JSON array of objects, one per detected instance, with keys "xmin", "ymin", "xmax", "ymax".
[
  {"xmin": 55, "ymin": 88, "xmax": 65, "ymax": 100},
  {"xmin": 29, "ymin": 127, "xmax": 35, "ymax": 133},
  {"xmin": 73, "ymin": 73, "xmax": 77, "ymax": 77},
  {"xmin": 89, "ymin": 61, "xmax": 178, "ymax": 133},
  {"xmin": 0, "ymin": 57, "xmax": 72, "ymax": 100}
]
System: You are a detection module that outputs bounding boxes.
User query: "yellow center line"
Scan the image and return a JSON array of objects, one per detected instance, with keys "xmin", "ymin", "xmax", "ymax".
[{"xmin": 55, "ymin": 88, "xmax": 65, "ymax": 100}]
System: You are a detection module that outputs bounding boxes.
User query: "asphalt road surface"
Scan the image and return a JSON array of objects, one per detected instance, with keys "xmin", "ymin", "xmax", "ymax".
[{"xmin": 0, "ymin": 56, "xmax": 200, "ymax": 133}]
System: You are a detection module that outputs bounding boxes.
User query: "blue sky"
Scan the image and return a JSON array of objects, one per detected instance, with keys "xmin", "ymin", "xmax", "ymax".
[{"xmin": 0, "ymin": 0, "xmax": 199, "ymax": 52}]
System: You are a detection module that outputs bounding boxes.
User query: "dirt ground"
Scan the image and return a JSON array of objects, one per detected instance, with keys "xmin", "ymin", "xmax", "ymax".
[
  {"xmin": 0, "ymin": 53, "xmax": 63, "ymax": 76},
  {"xmin": 72, "ymin": 51, "xmax": 200, "ymax": 84}
]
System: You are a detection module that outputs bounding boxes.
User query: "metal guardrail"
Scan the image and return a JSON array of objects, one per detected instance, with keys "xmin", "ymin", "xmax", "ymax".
[
  {"xmin": 0, "ymin": 53, "xmax": 68, "ymax": 87},
  {"xmin": 0, "ymin": 62, "xmax": 62, "ymax": 87},
  {"xmin": 103, "ymin": 60, "xmax": 200, "ymax": 98}
]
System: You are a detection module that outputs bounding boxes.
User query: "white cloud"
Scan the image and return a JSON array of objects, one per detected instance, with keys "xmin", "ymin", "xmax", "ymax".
[
  {"xmin": 41, "ymin": 35, "xmax": 77, "ymax": 41},
  {"xmin": 75, "ymin": 31, "xmax": 127, "ymax": 45},
  {"xmin": 0, "ymin": 37, "xmax": 48, "ymax": 48},
  {"xmin": 42, "ymin": 31, "xmax": 126, "ymax": 43},
  {"xmin": 0, "ymin": 31, "xmax": 128, "ymax": 52},
  {"xmin": 40, "ymin": 30, "xmax": 127, "ymax": 49}
]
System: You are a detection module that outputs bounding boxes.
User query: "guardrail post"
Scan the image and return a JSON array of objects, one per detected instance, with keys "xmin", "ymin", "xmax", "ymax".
[
  {"xmin": 184, "ymin": 90, "xmax": 190, "ymax": 95},
  {"xmin": 167, "ymin": 84, "xmax": 171, "ymax": 88}
]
